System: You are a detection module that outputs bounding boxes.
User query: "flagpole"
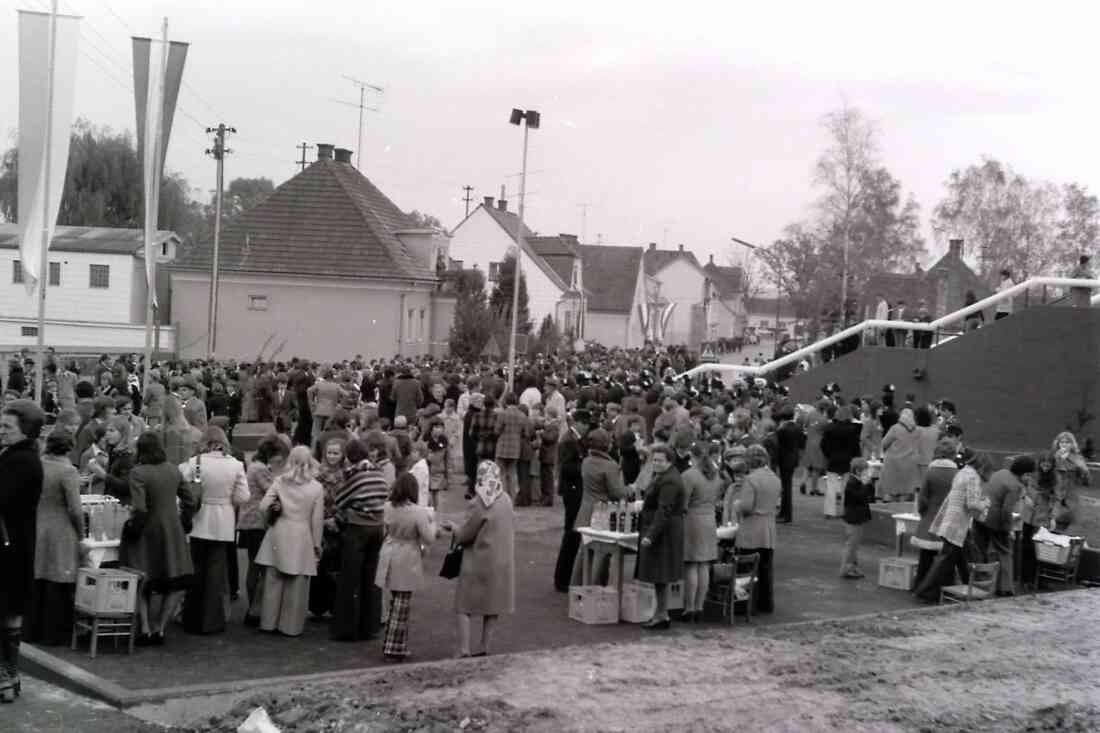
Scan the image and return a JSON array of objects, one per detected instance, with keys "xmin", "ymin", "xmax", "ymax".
[
  {"xmin": 34, "ymin": 0, "xmax": 59, "ymax": 405},
  {"xmin": 142, "ymin": 18, "xmax": 168, "ymax": 403}
]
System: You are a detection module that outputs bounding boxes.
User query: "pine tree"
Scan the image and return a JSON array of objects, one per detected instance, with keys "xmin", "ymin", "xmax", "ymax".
[{"xmin": 449, "ymin": 269, "xmax": 493, "ymax": 361}]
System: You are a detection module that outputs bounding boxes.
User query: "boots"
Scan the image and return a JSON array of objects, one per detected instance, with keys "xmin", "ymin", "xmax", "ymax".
[{"xmin": 0, "ymin": 627, "xmax": 22, "ymax": 702}]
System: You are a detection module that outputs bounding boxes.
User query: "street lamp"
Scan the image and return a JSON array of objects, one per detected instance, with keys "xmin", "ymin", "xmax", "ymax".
[
  {"xmin": 506, "ymin": 108, "xmax": 540, "ymax": 395},
  {"xmin": 732, "ymin": 236, "xmax": 782, "ymax": 341}
]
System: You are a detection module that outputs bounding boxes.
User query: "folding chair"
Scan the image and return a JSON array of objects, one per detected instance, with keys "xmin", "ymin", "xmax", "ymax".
[{"xmin": 940, "ymin": 561, "xmax": 999, "ymax": 606}]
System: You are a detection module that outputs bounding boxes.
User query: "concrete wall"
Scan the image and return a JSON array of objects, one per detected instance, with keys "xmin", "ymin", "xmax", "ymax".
[
  {"xmin": 448, "ymin": 208, "xmax": 563, "ymax": 327},
  {"xmin": 587, "ymin": 311, "xmax": 631, "ymax": 348},
  {"xmin": 782, "ymin": 306, "xmax": 1100, "ymax": 453},
  {"xmin": 171, "ymin": 271, "xmax": 434, "ymax": 361},
  {"xmin": 0, "ymin": 250, "xmax": 134, "ymax": 322}
]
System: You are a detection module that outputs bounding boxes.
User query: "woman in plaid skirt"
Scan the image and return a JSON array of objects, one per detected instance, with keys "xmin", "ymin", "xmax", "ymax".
[{"xmin": 375, "ymin": 472, "xmax": 439, "ymax": 661}]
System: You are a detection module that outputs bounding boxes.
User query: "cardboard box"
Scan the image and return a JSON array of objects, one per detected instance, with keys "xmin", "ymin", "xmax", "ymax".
[{"xmin": 878, "ymin": 556, "xmax": 919, "ymax": 591}]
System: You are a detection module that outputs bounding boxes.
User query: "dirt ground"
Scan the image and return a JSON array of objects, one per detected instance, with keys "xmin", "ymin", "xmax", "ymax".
[{"xmin": 179, "ymin": 589, "xmax": 1100, "ymax": 733}]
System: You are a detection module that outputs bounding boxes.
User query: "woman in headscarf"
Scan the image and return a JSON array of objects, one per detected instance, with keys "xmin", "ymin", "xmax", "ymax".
[
  {"xmin": 442, "ymin": 461, "xmax": 515, "ymax": 657},
  {"xmin": 878, "ymin": 407, "xmax": 921, "ymax": 502}
]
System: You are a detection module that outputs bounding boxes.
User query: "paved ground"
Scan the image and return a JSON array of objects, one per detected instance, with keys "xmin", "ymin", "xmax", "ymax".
[
  {"xmin": 7, "ymin": 676, "xmax": 155, "ymax": 732},
  {"xmin": 29, "ymin": 483, "xmax": 919, "ymax": 696}
]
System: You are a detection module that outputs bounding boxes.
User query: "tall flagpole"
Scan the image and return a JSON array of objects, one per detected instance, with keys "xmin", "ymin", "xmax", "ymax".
[
  {"xmin": 142, "ymin": 18, "xmax": 168, "ymax": 402},
  {"xmin": 34, "ymin": 0, "xmax": 59, "ymax": 405}
]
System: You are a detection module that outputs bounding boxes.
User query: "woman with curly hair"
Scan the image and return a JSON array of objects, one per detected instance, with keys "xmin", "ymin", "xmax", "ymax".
[{"xmin": 1051, "ymin": 431, "xmax": 1088, "ymax": 531}]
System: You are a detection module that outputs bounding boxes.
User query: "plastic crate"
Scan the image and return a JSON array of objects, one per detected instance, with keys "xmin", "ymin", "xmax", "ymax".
[
  {"xmin": 568, "ymin": 585, "xmax": 620, "ymax": 625},
  {"xmin": 620, "ymin": 581, "xmax": 657, "ymax": 623},
  {"xmin": 75, "ymin": 568, "xmax": 139, "ymax": 614},
  {"xmin": 667, "ymin": 580, "xmax": 684, "ymax": 611},
  {"xmin": 1035, "ymin": 538, "xmax": 1083, "ymax": 566},
  {"xmin": 878, "ymin": 556, "xmax": 919, "ymax": 591}
]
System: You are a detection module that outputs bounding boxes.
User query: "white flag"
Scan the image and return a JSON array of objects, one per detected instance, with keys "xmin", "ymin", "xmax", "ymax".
[
  {"xmin": 17, "ymin": 10, "xmax": 80, "ymax": 294},
  {"xmin": 133, "ymin": 35, "xmax": 188, "ymax": 307}
]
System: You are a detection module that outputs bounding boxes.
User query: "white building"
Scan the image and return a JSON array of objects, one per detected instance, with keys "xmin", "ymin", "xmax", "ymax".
[
  {"xmin": 448, "ymin": 196, "xmax": 574, "ymax": 329},
  {"xmin": 0, "ymin": 224, "xmax": 178, "ymax": 353},
  {"xmin": 642, "ymin": 243, "xmax": 736, "ymax": 348}
]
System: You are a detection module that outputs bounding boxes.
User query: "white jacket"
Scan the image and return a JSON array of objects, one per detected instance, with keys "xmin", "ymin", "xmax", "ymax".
[{"xmin": 180, "ymin": 452, "xmax": 248, "ymax": 542}]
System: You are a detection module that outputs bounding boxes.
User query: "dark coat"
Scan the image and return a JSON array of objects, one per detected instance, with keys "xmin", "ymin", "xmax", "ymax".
[
  {"xmin": 774, "ymin": 420, "xmax": 805, "ymax": 471},
  {"xmin": 0, "ymin": 439, "xmax": 44, "ymax": 617},
  {"xmin": 916, "ymin": 459, "xmax": 957, "ymax": 545},
  {"xmin": 821, "ymin": 421, "xmax": 863, "ymax": 475},
  {"xmin": 843, "ymin": 474, "xmax": 874, "ymax": 525},
  {"xmin": 635, "ymin": 466, "xmax": 686, "ymax": 584},
  {"xmin": 103, "ymin": 448, "xmax": 135, "ymax": 505},
  {"xmin": 121, "ymin": 462, "xmax": 196, "ymax": 584},
  {"xmin": 982, "ymin": 469, "xmax": 1023, "ymax": 534},
  {"xmin": 392, "ymin": 375, "xmax": 423, "ymax": 424},
  {"xmin": 557, "ymin": 428, "xmax": 586, "ymax": 498},
  {"xmin": 620, "ymin": 431, "xmax": 641, "ymax": 485}
]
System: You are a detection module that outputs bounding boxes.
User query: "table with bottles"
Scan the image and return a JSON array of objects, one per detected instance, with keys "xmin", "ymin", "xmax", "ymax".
[{"xmin": 80, "ymin": 495, "xmax": 130, "ymax": 568}]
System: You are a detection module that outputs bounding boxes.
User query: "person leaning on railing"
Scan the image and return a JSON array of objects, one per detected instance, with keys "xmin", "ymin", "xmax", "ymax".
[{"xmin": 1070, "ymin": 255, "xmax": 1094, "ymax": 308}]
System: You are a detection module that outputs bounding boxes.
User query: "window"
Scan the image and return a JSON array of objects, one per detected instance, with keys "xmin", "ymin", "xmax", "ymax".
[
  {"xmin": 21, "ymin": 326, "xmax": 37, "ymax": 337},
  {"xmin": 49, "ymin": 262, "xmax": 60, "ymax": 286},
  {"xmin": 248, "ymin": 295, "xmax": 268, "ymax": 311},
  {"xmin": 12, "ymin": 260, "xmax": 22, "ymax": 284},
  {"xmin": 488, "ymin": 261, "xmax": 501, "ymax": 283},
  {"xmin": 89, "ymin": 264, "xmax": 110, "ymax": 289}
]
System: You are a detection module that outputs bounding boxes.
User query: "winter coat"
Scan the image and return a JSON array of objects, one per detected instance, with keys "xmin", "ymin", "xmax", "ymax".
[
  {"xmin": 255, "ymin": 476, "xmax": 323, "ymax": 576},
  {"xmin": 879, "ymin": 418, "xmax": 921, "ymax": 496},
  {"xmin": 635, "ymin": 466, "xmax": 686, "ymax": 584},
  {"xmin": 576, "ymin": 450, "xmax": 627, "ymax": 528},
  {"xmin": 391, "ymin": 375, "xmax": 423, "ymax": 424},
  {"xmin": 0, "ymin": 439, "xmax": 44, "ymax": 616},
  {"xmin": 121, "ymin": 462, "xmax": 196, "ymax": 584},
  {"xmin": 915, "ymin": 459, "xmax": 957, "ymax": 548},
  {"xmin": 34, "ymin": 455, "xmax": 83, "ymax": 584},
  {"xmin": 375, "ymin": 502, "xmax": 438, "ymax": 592},
  {"xmin": 821, "ymin": 420, "xmax": 862, "ymax": 475},
  {"xmin": 736, "ymin": 466, "xmax": 780, "ymax": 550},
  {"xmin": 981, "ymin": 469, "xmax": 1022, "ymax": 534},
  {"xmin": 454, "ymin": 493, "xmax": 515, "ymax": 616}
]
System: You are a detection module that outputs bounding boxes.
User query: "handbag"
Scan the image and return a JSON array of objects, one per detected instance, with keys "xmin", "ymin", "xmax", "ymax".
[{"xmin": 439, "ymin": 538, "xmax": 463, "ymax": 579}]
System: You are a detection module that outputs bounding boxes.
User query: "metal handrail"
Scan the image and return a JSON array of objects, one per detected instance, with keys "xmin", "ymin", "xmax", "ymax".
[{"xmin": 678, "ymin": 276, "xmax": 1100, "ymax": 379}]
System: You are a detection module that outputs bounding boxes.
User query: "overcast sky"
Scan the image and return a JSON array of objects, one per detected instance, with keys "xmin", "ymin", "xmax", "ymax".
[{"xmin": 2, "ymin": 0, "xmax": 1098, "ymax": 271}]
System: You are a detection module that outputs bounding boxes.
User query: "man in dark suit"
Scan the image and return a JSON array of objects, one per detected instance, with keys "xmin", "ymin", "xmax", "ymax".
[
  {"xmin": 273, "ymin": 373, "xmax": 297, "ymax": 435},
  {"xmin": 773, "ymin": 403, "xmax": 804, "ymax": 523},
  {"xmin": 553, "ymin": 409, "xmax": 591, "ymax": 592}
]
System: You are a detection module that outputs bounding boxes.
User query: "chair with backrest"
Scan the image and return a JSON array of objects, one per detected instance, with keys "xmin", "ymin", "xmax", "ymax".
[
  {"xmin": 704, "ymin": 551, "xmax": 759, "ymax": 624},
  {"xmin": 940, "ymin": 561, "xmax": 999, "ymax": 606}
]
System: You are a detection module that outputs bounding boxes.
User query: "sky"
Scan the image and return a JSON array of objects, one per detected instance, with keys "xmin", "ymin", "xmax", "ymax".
[{"xmin": 2, "ymin": 0, "xmax": 1099, "ymax": 274}]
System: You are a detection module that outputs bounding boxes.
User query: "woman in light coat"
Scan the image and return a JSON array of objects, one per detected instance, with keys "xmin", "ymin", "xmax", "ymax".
[
  {"xmin": 735, "ymin": 444, "xmax": 780, "ymax": 614},
  {"xmin": 28, "ymin": 433, "xmax": 82, "ymax": 646},
  {"xmin": 255, "ymin": 446, "xmax": 323, "ymax": 636},
  {"xmin": 179, "ymin": 427, "xmax": 248, "ymax": 635},
  {"xmin": 442, "ymin": 461, "xmax": 514, "ymax": 658},
  {"xmin": 879, "ymin": 408, "xmax": 922, "ymax": 502},
  {"xmin": 375, "ymin": 472, "xmax": 438, "ymax": 661},
  {"xmin": 681, "ymin": 441, "xmax": 721, "ymax": 622}
]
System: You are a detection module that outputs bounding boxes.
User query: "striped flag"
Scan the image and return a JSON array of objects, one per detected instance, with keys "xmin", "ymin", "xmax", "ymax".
[
  {"xmin": 17, "ymin": 9, "xmax": 80, "ymax": 295},
  {"xmin": 132, "ymin": 34, "xmax": 188, "ymax": 305}
]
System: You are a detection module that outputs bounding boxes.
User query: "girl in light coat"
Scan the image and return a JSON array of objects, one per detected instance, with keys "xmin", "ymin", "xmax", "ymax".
[
  {"xmin": 255, "ymin": 446, "xmax": 324, "ymax": 636},
  {"xmin": 375, "ymin": 472, "xmax": 438, "ymax": 661}
]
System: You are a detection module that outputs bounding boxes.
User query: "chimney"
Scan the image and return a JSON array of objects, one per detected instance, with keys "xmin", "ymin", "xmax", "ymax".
[
  {"xmin": 334, "ymin": 147, "xmax": 353, "ymax": 164},
  {"xmin": 708, "ymin": 254, "xmax": 714, "ymax": 265},
  {"xmin": 949, "ymin": 238, "xmax": 963, "ymax": 257},
  {"xmin": 483, "ymin": 196, "xmax": 495, "ymax": 208},
  {"xmin": 678, "ymin": 244, "xmax": 684, "ymax": 252},
  {"xmin": 497, "ymin": 198, "xmax": 507, "ymax": 212},
  {"xmin": 648, "ymin": 242, "xmax": 657, "ymax": 251},
  {"xmin": 316, "ymin": 143, "xmax": 334, "ymax": 161}
]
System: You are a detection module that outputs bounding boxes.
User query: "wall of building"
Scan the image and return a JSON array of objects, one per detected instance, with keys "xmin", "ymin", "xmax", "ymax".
[
  {"xmin": 0, "ymin": 250, "xmax": 134, "ymax": 323},
  {"xmin": 654, "ymin": 259, "xmax": 706, "ymax": 346},
  {"xmin": 782, "ymin": 306, "xmax": 1100, "ymax": 453},
  {"xmin": 0, "ymin": 317, "xmax": 175, "ymax": 353},
  {"xmin": 448, "ymin": 209, "xmax": 562, "ymax": 327},
  {"xmin": 430, "ymin": 294, "xmax": 457, "ymax": 357},
  {"xmin": 586, "ymin": 311, "xmax": 631, "ymax": 348},
  {"xmin": 171, "ymin": 272, "xmax": 434, "ymax": 361}
]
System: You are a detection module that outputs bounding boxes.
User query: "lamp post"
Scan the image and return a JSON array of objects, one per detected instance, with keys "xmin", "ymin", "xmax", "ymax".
[
  {"xmin": 506, "ymin": 108, "xmax": 540, "ymax": 395},
  {"xmin": 732, "ymin": 236, "xmax": 783, "ymax": 340}
]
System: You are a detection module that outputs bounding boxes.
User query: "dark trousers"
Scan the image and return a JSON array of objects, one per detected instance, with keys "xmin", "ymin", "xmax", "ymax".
[
  {"xmin": 515, "ymin": 460, "xmax": 532, "ymax": 506},
  {"xmin": 463, "ymin": 443, "xmax": 478, "ymax": 494},
  {"xmin": 972, "ymin": 521, "xmax": 1014, "ymax": 593},
  {"xmin": 739, "ymin": 547, "xmax": 774, "ymax": 613},
  {"xmin": 914, "ymin": 548, "xmax": 938, "ymax": 590},
  {"xmin": 914, "ymin": 537, "xmax": 977, "ymax": 601},
  {"xmin": 238, "ymin": 528, "xmax": 266, "ymax": 614},
  {"xmin": 331, "ymin": 523, "xmax": 384, "ymax": 640},
  {"xmin": 309, "ymin": 538, "xmax": 341, "ymax": 617},
  {"xmin": 1020, "ymin": 523, "xmax": 1038, "ymax": 585},
  {"xmin": 183, "ymin": 538, "xmax": 230, "ymax": 634},
  {"xmin": 227, "ymin": 532, "xmax": 240, "ymax": 598},
  {"xmin": 539, "ymin": 465, "xmax": 556, "ymax": 506},
  {"xmin": 777, "ymin": 465, "xmax": 794, "ymax": 521},
  {"xmin": 554, "ymin": 490, "xmax": 582, "ymax": 591}
]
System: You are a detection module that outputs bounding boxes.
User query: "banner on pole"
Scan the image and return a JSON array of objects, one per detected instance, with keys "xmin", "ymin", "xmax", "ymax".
[
  {"xmin": 133, "ymin": 35, "xmax": 188, "ymax": 305},
  {"xmin": 17, "ymin": 10, "xmax": 80, "ymax": 295}
]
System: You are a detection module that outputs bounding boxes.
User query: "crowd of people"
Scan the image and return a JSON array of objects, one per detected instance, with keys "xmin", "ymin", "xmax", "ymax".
[{"xmin": 0, "ymin": 341, "xmax": 1090, "ymax": 702}]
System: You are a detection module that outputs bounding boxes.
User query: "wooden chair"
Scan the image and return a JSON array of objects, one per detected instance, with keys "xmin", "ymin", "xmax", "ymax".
[
  {"xmin": 1034, "ymin": 537, "xmax": 1084, "ymax": 591},
  {"xmin": 940, "ymin": 561, "xmax": 999, "ymax": 606},
  {"xmin": 705, "ymin": 552, "xmax": 759, "ymax": 624}
]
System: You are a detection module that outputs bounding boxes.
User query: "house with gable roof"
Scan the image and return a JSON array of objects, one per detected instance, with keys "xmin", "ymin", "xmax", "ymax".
[
  {"xmin": 170, "ymin": 144, "xmax": 451, "ymax": 361},
  {"xmin": 448, "ymin": 195, "xmax": 580, "ymax": 334},
  {"xmin": 641, "ymin": 243, "xmax": 739, "ymax": 348}
]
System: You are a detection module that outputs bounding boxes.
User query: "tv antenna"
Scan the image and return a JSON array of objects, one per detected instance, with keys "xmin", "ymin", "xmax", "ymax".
[{"xmin": 332, "ymin": 75, "xmax": 384, "ymax": 169}]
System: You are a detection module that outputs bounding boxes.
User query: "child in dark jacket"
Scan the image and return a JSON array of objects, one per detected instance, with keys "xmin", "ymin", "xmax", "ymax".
[{"xmin": 841, "ymin": 457, "xmax": 874, "ymax": 578}]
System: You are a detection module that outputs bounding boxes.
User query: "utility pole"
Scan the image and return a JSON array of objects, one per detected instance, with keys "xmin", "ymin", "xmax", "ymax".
[
  {"xmin": 462, "ymin": 185, "xmax": 474, "ymax": 217},
  {"xmin": 295, "ymin": 142, "xmax": 313, "ymax": 172},
  {"xmin": 506, "ymin": 107, "xmax": 540, "ymax": 395},
  {"xmin": 205, "ymin": 123, "xmax": 235, "ymax": 358},
  {"xmin": 337, "ymin": 75, "xmax": 383, "ymax": 170}
]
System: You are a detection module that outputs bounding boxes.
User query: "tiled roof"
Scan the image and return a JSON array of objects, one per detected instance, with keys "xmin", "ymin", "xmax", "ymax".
[
  {"xmin": 476, "ymin": 206, "xmax": 569, "ymax": 291},
  {"xmin": 703, "ymin": 261, "xmax": 744, "ymax": 299},
  {"xmin": 578, "ymin": 244, "xmax": 643, "ymax": 313},
  {"xmin": 529, "ymin": 235, "xmax": 581, "ymax": 287},
  {"xmin": 643, "ymin": 246, "xmax": 703, "ymax": 277},
  {"xmin": 0, "ymin": 224, "xmax": 177, "ymax": 255},
  {"xmin": 171, "ymin": 159, "xmax": 436, "ymax": 281}
]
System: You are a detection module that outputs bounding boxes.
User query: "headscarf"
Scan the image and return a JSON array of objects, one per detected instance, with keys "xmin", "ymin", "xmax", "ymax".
[{"xmin": 474, "ymin": 459, "xmax": 504, "ymax": 508}]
